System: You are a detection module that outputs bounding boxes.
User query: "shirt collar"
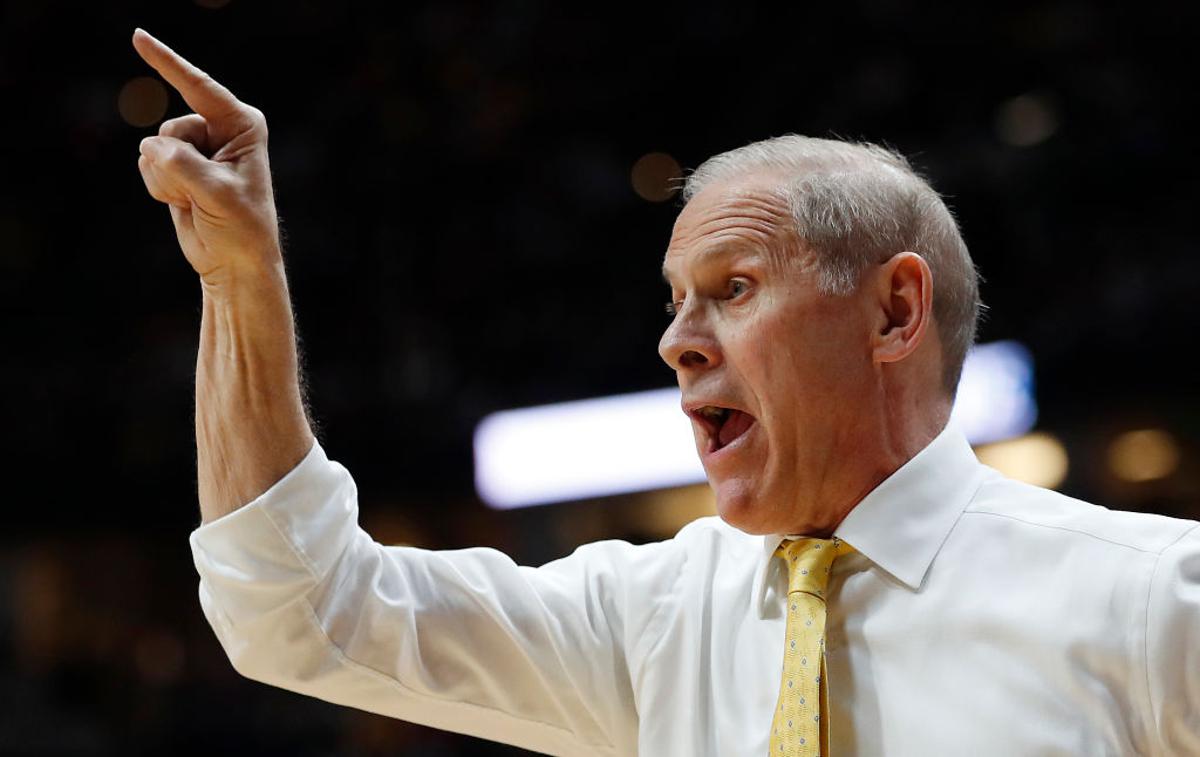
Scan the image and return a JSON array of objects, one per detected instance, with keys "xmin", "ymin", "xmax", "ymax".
[{"xmin": 751, "ymin": 420, "xmax": 988, "ymax": 617}]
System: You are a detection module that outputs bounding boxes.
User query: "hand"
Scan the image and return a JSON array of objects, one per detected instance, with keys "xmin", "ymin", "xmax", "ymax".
[{"xmin": 133, "ymin": 28, "xmax": 281, "ymax": 287}]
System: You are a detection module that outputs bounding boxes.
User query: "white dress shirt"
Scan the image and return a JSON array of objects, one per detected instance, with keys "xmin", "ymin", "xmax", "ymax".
[{"xmin": 189, "ymin": 422, "xmax": 1200, "ymax": 756}]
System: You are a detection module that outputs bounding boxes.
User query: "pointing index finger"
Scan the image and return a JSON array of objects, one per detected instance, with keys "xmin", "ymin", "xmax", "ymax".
[{"xmin": 132, "ymin": 28, "xmax": 243, "ymax": 122}]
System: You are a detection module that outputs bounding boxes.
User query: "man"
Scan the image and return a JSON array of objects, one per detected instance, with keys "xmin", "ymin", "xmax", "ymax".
[{"xmin": 133, "ymin": 29, "xmax": 1199, "ymax": 756}]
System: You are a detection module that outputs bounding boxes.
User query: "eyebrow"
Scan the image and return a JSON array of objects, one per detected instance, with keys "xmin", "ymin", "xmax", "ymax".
[{"xmin": 661, "ymin": 244, "xmax": 760, "ymax": 286}]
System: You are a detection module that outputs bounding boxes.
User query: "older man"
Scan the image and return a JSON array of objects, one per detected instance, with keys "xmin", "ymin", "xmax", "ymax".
[{"xmin": 134, "ymin": 29, "xmax": 1198, "ymax": 757}]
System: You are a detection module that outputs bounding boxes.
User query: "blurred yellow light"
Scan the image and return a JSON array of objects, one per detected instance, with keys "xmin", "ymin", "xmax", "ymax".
[
  {"xmin": 634, "ymin": 484, "xmax": 716, "ymax": 538},
  {"xmin": 1108, "ymin": 429, "xmax": 1180, "ymax": 483},
  {"xmin": 631, "ymin": 152, "xmax": 682, "ymax": 203},
  {"xmin": 118, "ymin": 76, "xmax": 169, "ymax": 128},
  {"xmin": 975, "ymin": 432, "xmax": 1069, "ymax": 489}
]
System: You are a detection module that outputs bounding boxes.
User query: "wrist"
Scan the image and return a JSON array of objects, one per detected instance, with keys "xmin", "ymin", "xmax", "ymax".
[{"xmin": 199, "ymin": 250, "xmax": 288, "ymax": 304}]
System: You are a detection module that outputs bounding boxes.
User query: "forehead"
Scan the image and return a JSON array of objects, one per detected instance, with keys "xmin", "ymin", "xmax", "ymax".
[{"xmin": 662, "ymin": 174, "xmax": 797, "ymax": 281}]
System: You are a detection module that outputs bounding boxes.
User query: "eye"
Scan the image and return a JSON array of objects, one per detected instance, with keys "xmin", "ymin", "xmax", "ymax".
[
  {"xmin": 664, "ymin": 299, "xmax": 683, "ymax": 317},
  {"xmin": 727, "ymin": 278, "xmax": 750, "ymax": 299}
]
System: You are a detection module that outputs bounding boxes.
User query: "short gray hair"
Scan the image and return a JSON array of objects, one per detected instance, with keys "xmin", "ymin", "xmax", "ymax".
[{"xmin": 682, "ymin": 134, "xmax": 984, "ymax": 396}]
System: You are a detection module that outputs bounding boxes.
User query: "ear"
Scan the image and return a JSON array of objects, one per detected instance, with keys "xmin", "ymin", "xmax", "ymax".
[{"xmin": 870, "ymin": 252, "xmax": 933, "ymax": 364}]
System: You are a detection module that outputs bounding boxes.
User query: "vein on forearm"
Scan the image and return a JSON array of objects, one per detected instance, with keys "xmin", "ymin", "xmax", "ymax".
[{"xmin": 194, "ymin": 265, "xmax": 314, "ymax": 524}]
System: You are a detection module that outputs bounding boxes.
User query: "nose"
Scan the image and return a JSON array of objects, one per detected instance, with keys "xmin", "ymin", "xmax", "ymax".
[{"xmin": 658, "ymin": 304, "xmax": 721, "ymax": 372}]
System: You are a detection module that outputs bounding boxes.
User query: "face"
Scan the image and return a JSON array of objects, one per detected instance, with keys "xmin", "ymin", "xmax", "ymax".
[{"xmin": 659, "ymin": 173, "xmax": 878, "ymax": 535}]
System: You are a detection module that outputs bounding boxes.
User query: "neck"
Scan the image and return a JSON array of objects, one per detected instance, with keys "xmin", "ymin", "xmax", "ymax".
[{"xmin": 785, "ymin": 382, "xmax": 951, "ymax": 538}]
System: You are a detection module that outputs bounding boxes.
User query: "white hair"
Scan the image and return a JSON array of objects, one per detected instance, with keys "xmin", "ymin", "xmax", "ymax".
[{"xmin": 683, "ymin": 134, "xmax": 984, "ymax": 395}]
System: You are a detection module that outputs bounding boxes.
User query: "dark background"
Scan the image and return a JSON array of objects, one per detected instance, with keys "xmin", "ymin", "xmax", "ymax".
[{"xmin": 1, "ymin": 0, "xmax": 1197, "ymax": 754}]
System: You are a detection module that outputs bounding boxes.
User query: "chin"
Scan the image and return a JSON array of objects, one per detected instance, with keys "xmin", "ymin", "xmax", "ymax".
[{"xmin": 711, "ymin": 477, "xmax": 776, "ymax": 535}]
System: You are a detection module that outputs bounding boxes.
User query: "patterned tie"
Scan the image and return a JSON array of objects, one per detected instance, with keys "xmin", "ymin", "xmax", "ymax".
[{"xmin": 768, "ymin": 536, "xmax": 854, "ymax": 757}]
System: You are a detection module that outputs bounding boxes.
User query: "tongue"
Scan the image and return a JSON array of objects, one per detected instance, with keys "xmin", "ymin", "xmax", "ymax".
[{"xmin": 718, "ymin": 410, "xmax": 754, "ymax": 447}]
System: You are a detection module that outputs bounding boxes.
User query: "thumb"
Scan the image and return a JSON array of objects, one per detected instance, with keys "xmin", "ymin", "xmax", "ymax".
[{"xmin": 138, "ymin": 135, "xmax": 233, "ymax": 207}]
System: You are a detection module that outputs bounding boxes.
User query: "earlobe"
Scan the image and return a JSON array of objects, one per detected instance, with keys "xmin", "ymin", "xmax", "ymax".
[{"xmin": 872, "ymin": 252, "xmax": 932, "ymax": 364}]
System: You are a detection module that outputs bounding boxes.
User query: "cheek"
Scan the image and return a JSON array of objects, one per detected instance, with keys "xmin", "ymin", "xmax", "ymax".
[{"xmin": 753, "ymin": 316, "xmax": 869, "ymax": 415}]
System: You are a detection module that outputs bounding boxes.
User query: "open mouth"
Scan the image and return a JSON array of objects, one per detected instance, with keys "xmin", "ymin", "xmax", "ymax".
[{"xmin": 691, "ymin": 405, "xmax": 757, "ymax": 453}]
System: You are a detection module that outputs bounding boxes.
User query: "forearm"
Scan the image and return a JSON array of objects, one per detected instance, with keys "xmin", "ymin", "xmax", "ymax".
[{"xmin": 195, "ymin": 257, "xmax": 315, "ymax": 524}]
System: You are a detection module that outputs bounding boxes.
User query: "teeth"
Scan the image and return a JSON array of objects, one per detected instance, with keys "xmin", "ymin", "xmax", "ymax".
[{"xmin": 699, "ymin": 406, "xmax": 729, "ymax": 421}]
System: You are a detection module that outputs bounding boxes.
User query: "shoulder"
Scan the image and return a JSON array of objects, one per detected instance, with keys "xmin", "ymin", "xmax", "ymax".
[
  {"xmin": 544, "ymin": 515, "xmax": 754, "ymax": 579},
  {"xmin": 562, "ymin": 516, "xmax": 760, "ymax": 589},
  {"xmin": 670, "ymin": 514, "xmax": 762, "ymax": 559},
  {"xmin": 564, "ymin": 516, "xmax": 758, "ymax": 569},
  {"xmin": 963, "ymin": 467, "xmax": 1198, "ymax": 556}
]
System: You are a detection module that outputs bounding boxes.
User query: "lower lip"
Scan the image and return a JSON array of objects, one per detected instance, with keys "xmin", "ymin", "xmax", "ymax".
[{"xmin": 703, "ymin": 420, "xmax": 757, "ymax": 466}]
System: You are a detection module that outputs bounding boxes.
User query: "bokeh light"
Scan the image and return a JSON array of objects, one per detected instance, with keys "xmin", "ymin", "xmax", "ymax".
[
  {"xmin": 478, "ymin": 341, "xmax": 1038, "ymax": 509},
  {"xmin": 117, "ymin": 76, "xmax": 168, "ymax": 128},
  {"xmin": 975, "ymin": 432, "xmax": 1069, "ymax": 489},
  {"xmin": 631, "ymin": 152, "xmax": 682, "ymax": 202},
  {"xmin": 1108, "ymin": 429, "xmax": 1180, "ymax": 483},
  {"xmin": 636, "ymin": 485, "xmax": 717, "ymax": 539},
  {"xmin": 996, "ymin": 92, "xmax": 1059, "ymax": 147}
]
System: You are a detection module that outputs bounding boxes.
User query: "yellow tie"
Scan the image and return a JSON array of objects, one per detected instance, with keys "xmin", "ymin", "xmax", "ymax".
[{"xmin": 768, "ymin": 536, "xmax": 854, "ymax": 757}]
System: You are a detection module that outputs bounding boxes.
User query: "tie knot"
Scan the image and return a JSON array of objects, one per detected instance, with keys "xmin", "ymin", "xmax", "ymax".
[{"xmin": 775, "ymin": 537, "xmax": 854, "ymax": 598}]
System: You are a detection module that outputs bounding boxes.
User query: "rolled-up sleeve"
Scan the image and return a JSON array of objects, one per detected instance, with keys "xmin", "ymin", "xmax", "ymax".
[
  {"xmin": 189, "ymin": 441, "xmax": 680, "ymax": 756},
  {"xmin": 1145, "ymin": 523, "xmax": 1200, "ymax": 754}
]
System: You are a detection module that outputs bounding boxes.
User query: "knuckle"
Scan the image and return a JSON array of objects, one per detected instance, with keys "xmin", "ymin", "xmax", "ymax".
[
  {"xmin": 160, "ymin": 146, "xmax": 198, "ymax": 173},
  {"xmin": 158, "ymin": 145, "xmax": 184, "ymax": 168},
  {"xmin": 244, "ymin": 105, "xmax": 269, "ymax": 130}
]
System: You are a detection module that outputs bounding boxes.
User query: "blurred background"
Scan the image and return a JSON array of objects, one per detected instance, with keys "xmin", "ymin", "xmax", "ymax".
[{"xmin": 2, "ymin": 0, "xmax": 1198, "ymax": 753}]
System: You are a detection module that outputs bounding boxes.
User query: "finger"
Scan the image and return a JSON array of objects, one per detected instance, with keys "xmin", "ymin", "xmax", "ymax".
[
  {"xmin": 138, "ymin": 154, "xmax": 189, "ymax": 209},
  {"xmin": 138, "ymin": 154, "xmax": 169, "ymax": 203},
  {"xmin": 168, "ymin": 204, "xmax": 191, "ymax": 226},
  {"xmin": 139, "ymin": 135, "xmax": 232, "ymax": 206},
  {"xmin": 168, "ymin": 204, "xmax": 196, "ymax": 240},
  {"xmin": 159, "ymin": 113, "xmax": 211, "ymax": 154},
  {"xmin": 132, "ymin": 29, "xmax": 242, "ymax": 123}
]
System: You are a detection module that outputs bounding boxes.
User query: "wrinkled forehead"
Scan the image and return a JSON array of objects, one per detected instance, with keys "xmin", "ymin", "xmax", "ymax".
[{"xmin": 663, "ymin": 174, "xmax": 800, "ymax": 278}]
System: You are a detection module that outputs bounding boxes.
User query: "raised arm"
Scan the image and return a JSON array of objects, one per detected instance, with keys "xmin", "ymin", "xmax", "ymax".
[
  {"xmin": 132, "ymin": 29, "xmax": 314, "ymax": 524},
  {"xmin": 144, "ymin": 31, "xmax": 665, "ymax": 753}
]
